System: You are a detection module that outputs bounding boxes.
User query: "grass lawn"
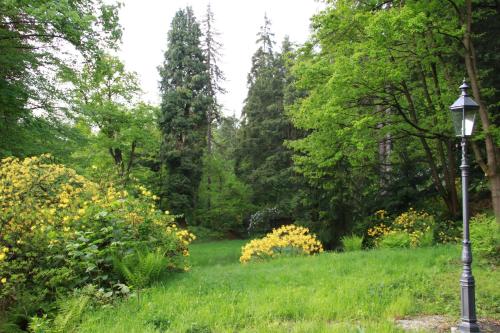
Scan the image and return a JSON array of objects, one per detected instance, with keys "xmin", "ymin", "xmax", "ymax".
[{"xmin": 78, "ymin": 241, "xmax": 499, "ymax": 333}]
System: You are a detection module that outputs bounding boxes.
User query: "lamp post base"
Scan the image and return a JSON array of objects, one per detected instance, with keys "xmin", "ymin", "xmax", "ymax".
[{"xmin": 458, "ymin": 322, "xmax": 481, "ymax": 333}]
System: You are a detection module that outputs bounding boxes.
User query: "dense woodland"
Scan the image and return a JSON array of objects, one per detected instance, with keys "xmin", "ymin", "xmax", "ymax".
[
  {"xmin": 3, "ymin": 0, "xmax": 498, "ymax": 243},
  {"xmin": 0, "ymin": 0, "xmax": 499, "ymax": 330}
]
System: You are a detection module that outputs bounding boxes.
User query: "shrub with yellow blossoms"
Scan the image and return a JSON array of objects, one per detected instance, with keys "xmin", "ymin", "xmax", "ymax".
[
  {"xmin": 240, "ymin": 225, "xmax": 324, "ymax": 263},
  {"xmin": 367, "ymin": 208, "xmax": 435, "ymax": 248},
  {"xmin": 0, "ymin": 155, "xmax": 195, "ymax": 310}
]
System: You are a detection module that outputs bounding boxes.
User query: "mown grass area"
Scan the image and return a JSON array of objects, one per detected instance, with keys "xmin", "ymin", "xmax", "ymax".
[{"xmin": 79, "ymin": 241, "xmax": 499, "ymax": 333}]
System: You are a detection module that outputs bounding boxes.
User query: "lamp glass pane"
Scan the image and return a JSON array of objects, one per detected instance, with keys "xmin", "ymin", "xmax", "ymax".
[
  {"xmin": 464, "ymin": 109, "xmax": 477, "ymax": 136},
  {"xmin": 451, "ymin": 110, "xmax": 464, "ymax": 136}
]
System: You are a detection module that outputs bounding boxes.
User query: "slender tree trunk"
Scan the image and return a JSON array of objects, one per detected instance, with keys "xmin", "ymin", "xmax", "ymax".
[
  {"xmin": 463, "ymin": 0, "xmax": 500, "ymax": 222},
  {"xmin": 206, "ymin": 119, "xmax": 212, "ymax": 210},
  {"xmin": 109, "ymin": 147, "xmax": 124, "ymax": 177},
  {"xmin": 377, "ymin": 106, "xmax": 392, "ymax": 192},
  {"xmin": 124, "ymin": 140, "xmax": 137, "ymax": 183},
  {"xmin": 446, "ymin": 140, "xmax": 459, "ymax": 216},
  {"xmin": 205, "ymin": 7, "xmax": 213, "ymax": 210}
]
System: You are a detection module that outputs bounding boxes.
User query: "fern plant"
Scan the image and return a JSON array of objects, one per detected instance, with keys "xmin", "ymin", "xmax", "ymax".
[
  {"xmin": 341, "ymin": 235, "xmax": 363, "ymax": 252},
  {"xmin": 113, "ymin": 248, "xmax": 168, "ymax": 304},
  {"xmin": 29, "ymin": 293, "xmax": 91, "ymax": 333},
  {"xmin": 51, "ymin": 294, "xmax": 90, "ymax": 333}
]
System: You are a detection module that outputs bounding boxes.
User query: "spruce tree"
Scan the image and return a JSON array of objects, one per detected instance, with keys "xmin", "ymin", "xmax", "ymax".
[
  {"xmin": 235, "ymin": 17, "xmax": 296, "ymax": 211},
  {"xmin": 159, "ymin": 7, "xmax": 210, "ymax": 221},
  {"xmin": 202, "ymin": 3, "xmax": 225, "ymax": 209}
]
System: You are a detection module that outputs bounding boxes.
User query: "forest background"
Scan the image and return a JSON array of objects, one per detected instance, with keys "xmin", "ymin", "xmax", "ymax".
[{"xmin": 1, "ymin": 0, "xmax": 499, "ymax": 248}]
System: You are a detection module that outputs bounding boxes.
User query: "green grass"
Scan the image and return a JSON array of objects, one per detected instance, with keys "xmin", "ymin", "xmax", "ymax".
[{"xmin": 79, "ymin": 241, "xmax": 499, "ymax": 333}]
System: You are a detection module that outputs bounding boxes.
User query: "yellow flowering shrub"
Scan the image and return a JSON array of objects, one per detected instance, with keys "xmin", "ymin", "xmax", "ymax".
[
  {"xmin": 367, "ymin": 208, "xmax": 435, "ymax": 248},
  {"xmin": 0, "ymin": 155, "xmax": 195, "ymax": 310},
  {"xmin": 240, "ymin": 225, "xmax": 323, "ymax": 263}
]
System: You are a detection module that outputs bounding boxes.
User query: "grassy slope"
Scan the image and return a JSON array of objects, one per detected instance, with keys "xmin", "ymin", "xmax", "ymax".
[{"xmin": 79, "ymin": 241, "xmax": 499, "ymax": 333}]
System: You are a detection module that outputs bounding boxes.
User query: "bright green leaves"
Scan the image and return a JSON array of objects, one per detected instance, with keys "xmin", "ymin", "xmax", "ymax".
[
  {"xmin": 287, "ymin": 0, "xmax": 479, "ymax": 218},
  {"xmin": 0, "ymin": 0, "xmax": 123, "ymax": 159}
]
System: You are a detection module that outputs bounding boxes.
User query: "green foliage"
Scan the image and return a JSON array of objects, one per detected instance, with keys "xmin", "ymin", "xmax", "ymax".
[
  {"xmin": 419, "ymin": 230, "xmax": 435, "ymax": 248},
  {"xmin": 470, "ymin": 214, "xmax": 500, "ymax": 265},
  {"xmin": 368, "ymin": 209, "xmax": 435, "ymax": 248},
  {"xmin": 28, "ymin": 315, "xmax": 52, "ymax": 333},
  {"xmin": 28, "ymin": 284, "xmax": 126, "ymax": 333},
  {"xmin": 235, "ymin": 19, "xmax": 298, "ymax": 214},
  {"xmin": 0, "ymin": 0, "xmax": 122, "ymax": 159},
  {"xmin": 377, "ymin": 232, "xmax": 412, "ymax": 249},
  {"xmin": 186, "ymin": 226, "xmax": 225, "ymax": 242},
  {"xmin": 434, "ymin": 219, "xmax": 461, "ymax": 245},
  {"xmin": 196, "ymin": 117, "xmax": 255, "ymax": 235},
  {"xmin": 341, "ymin": 235, "xmax": 363, "ymax": 252},
  {"xmin": 196, "ymin": 151, "xmax": 254, "ymax": 235},
  {"xmin": 287, "ymin": 0, "xmax": 492, "ymax": 227},
  {"xmin": 113, "ymin": 249, "xmax": 168, "ymax": 290},
  {"xmin": 159, "ymin": 7, "xmax": 210, "ymax": 221},
  {"xmin": 0, "ymin": 155, "xmax": 192, "ymax": 330},
  {"xmin": 63, "ymin": 55, "xmax": 160, "ymax": 188},
  {"xmin": 46, "ymin": 293, "xmax": 91, "ymax": 333}
]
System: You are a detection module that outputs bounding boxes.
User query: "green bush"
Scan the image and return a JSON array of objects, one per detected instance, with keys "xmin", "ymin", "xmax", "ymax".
[
  {"xmin": 341, "ymin": 235, "xmax": 363, "ymax": 252},
  {"xmin": 419, "ymin": 230, "xmax": 434, "ymax": 247},
  {"xmin": 0, "ymin": 155, "xmax": 195, "ymax": 330},
  {"xmin": 368, "ymin": 208, "xmax": 435, "ymax": 248},
  {"xmin": 187, "ymin": 226, "xmax": 226, "ymax": 242},
  {"xmin": 195, "ymin": 155, "xmax": 254, "ymax": 235},
  {"xmin": 378, "ymin": 232, "xmax": 412, "ymax": 249},
  {"xmin": 470, "ymin": 214, "xmax": 499, "ymax": 265},
  {"xmin": 434, "ymin": 219, "xmax": 461, "ymax": 244}
]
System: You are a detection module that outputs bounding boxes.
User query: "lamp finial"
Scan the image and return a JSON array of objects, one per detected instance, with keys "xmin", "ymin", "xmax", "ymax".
[{"xmin": 459, "ymin": 80, "xmax": 469, "ymax": 96}]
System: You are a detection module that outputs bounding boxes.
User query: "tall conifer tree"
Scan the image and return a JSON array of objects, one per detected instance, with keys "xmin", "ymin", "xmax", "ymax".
[
  {"xmin": 202, "ymin": 3, "xmax": 225, "ymax": 209},
  {"xmin": 159, "ymin": 7, "xmax": 210, "ymax": 221},
  {"xmin": 235, "ymin": 16, "xmax": 295, "ymax": 210}
]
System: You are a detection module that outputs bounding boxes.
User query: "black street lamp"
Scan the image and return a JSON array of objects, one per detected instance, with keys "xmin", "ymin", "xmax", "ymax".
[{"xmin": 449, "ymin": 80, "xmax": 481, "ymax": 333}]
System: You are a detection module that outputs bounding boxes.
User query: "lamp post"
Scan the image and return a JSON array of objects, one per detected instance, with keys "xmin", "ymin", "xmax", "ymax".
[{"xmin": 449, "ymin": 80, "xmax": 480, "ymax": 333}]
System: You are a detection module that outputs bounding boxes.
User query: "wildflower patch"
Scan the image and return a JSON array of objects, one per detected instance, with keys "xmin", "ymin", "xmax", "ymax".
[{"xmin": 240, "ymin": 225, "xmax": 323, "ymax": 263}]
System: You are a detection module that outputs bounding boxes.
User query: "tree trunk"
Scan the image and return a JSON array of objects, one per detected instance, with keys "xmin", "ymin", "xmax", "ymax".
[
  {"xmin": 109, "ymin": 147, "xmax": 124, "ymax": 177},
  {"xmin": 207, "ymin": 114, "xmax": 212, "ymax": 210},
  {"xmin": 124, "ymin": 140, "xmax": 137, "ymax": 183},
  {"xmin": 446, "ymin": 140, "xmax": 460, "ymax": 217},
  {"xmin": 463, "ymin": 0, "xmax": 500, "ymax": 222}
]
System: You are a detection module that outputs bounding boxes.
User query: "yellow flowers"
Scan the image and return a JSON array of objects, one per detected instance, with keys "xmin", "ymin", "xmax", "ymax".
[
  {"xmin": 240, "ymin": 225, "xmax": 324, "ymax": 263},
  {"xmin": 368, "ymin": 208, "xmax": 435, "ymax": 247},
  {"xmin": 0, "ymin": 249, "xmax": 8, "ymax": 261},
  {"xmin": 375, "ymin": 209, "xmax": 387, "ymax": 219},
  {"xmin": 136, "ymin": 185, "xmax": 153, "ymax": 198},
  {"xmin": 0, "ymin": 154, "xmax": 197, "ymax": 309},
  {"xmin": 367, "ymin": 223, "xmax": 391, "ymax": 238},
  {"xmin": 0, "ymin": 155, "xmax": 99, "ymax": 237},
  {"xmin": 175, "ymin": 229, "xmax": 196, "ymax": 246}
]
